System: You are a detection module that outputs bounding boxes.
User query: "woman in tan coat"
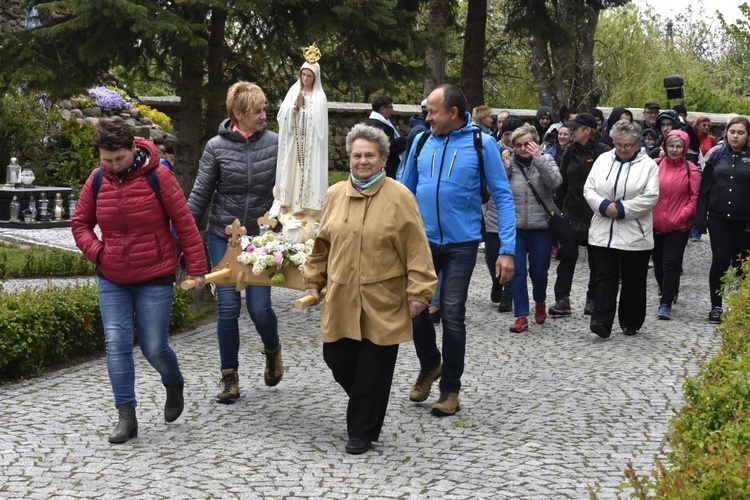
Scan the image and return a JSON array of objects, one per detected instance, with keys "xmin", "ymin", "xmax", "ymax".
[{"xmin": 304, "ymin": 124, "xmax": 437, "ymax": 455}]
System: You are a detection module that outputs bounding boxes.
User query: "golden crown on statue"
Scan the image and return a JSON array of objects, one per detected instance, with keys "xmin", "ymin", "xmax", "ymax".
[{"xmin": 303, "ymin": 43, "xmax": 321, "ymax": 64}]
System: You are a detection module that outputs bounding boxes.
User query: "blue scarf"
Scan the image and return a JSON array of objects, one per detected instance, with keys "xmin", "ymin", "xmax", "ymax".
[{"xmin": 350, "ymin": 171, "xmax": 385, "ymax": 191}]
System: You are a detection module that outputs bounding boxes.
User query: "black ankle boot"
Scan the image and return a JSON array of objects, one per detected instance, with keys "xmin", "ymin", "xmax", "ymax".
[
  {"xmin": 164, "ymin": 381, "xmax": 184, "ymax": 423},
  {"xmin": 109, "ymin": 405, "xmax": 138, "ymax": 444}
]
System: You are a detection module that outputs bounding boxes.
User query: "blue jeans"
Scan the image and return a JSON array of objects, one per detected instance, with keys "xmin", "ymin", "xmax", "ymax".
[
  {"xmin": 511, "ymin": 229, "xmax": 552, "ymax": 317},
  {"xmin": 207, "ymin": 234, "xmax": 279, "ymax": 370},
  {"xmin": 429, "ymin": 272, "xmax": 442, "ymax": 308},
  {"xmin": 412, "ymin": 242, "xmax": 478, "ymax": 393},
  {"xmin": 98, "ymin": 277, "xmax": 181, "ymax": 408}
]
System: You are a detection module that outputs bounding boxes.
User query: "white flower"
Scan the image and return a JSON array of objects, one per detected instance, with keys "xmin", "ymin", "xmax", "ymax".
[{"xmin": 237, "ymin": 253, "xmax": 253, "ymax": 265}]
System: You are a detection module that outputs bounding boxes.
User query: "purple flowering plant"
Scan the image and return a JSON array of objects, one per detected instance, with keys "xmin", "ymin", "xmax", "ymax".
[{"xmin": 86, "ymin": 86, "xmax": 131, "ymax": 113}]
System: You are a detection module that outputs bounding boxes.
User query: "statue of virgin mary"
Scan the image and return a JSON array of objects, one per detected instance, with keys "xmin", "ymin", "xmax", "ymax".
[{"xmin": 273, "ymin": 44, "xmax": 328, "ymax": 220}]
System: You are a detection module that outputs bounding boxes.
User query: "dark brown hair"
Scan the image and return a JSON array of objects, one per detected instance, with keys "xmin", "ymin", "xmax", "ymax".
[
  {"xmin": 93, "ymin": 118, "xmax": 134, "ymax": 152},
  {"xmin": 726, "ymin": 116, "xmax": 750, "ymax": 134}
]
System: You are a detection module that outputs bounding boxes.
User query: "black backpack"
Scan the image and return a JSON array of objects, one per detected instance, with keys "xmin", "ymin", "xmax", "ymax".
[{"xmin": 413, "ymin": 128, "xmax": 490, "ymax": 203}]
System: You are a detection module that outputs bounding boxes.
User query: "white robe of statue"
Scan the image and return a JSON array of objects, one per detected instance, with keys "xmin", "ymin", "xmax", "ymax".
[{"xmin": 274, "ymin": 61, "xmax": 328, "ymax": 219}]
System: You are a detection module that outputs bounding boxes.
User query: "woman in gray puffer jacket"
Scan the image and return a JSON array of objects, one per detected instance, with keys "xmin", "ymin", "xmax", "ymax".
[
  {"xmin": 188, "ymin": 82, "xmax": 282, "ymax": 405},
  {"xmin": 501, "ymin": 124, "xmax": 562, "ymax": 333}
]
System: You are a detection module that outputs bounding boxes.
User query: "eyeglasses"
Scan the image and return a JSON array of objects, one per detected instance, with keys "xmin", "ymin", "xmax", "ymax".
[
  {"xmin": 614, "ymin": 142, "xmax": 637, "ymax": 150},
  {"xmin": 514, "ymin": 141, "xmax": 532, "ymax": 148}
]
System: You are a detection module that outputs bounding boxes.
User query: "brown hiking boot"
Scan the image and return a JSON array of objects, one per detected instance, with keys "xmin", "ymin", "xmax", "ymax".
[
  {"xmin": 263, "ymin": 346, "xmax": 283, "ymax": 387},
  {"xmin": 431, "ymin": 391, "xmax": 460, "ymax": 416},
  {"xmin": 409, "ymin": 363, "xmax": 442, "ymax": 402},
  {"xmin": 216, "ymin": 368, "xmax": 239, "ymax": 404}
]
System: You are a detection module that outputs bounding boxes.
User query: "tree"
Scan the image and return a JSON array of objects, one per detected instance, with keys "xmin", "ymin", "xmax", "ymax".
[
  {"xmin": 504, "ymin": 0, "xmax": 629, "ymax": 113},
  {"xmin": 0, "ymin": 0, "xmax": 424, "ymax": 192},
  {"xmin": 460, "ymin": 0, "xmax": 487, "ymax": 109},
  {"xmin": 424, "ymin": 0, "xmax": 451, "ymax": 95}
]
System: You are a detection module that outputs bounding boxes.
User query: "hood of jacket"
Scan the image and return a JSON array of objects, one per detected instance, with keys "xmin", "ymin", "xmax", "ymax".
[
  {"xmin": 409, "ymin": 114, "xmax": 426, "ymax": 129},
  {"xmin": 661, "ymin": 130, "xmax": 689, "ymax": 164},
  {"xmin": 607, "ymin": 107, "xmax": 631, "ymax": 130}
]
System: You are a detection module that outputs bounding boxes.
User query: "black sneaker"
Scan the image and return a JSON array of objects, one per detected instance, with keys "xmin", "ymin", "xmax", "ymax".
[
  {"xmin": 583, "ymin": 299, "xmax": 595, "ymax": 316},
  {"xmin": 548, "ymin": 297, "xmax": 572, "ymax": 317},
  {"xmin": 497, "ymin": 295, "xmax": 513, "ymax": 313},
  {"xmin": 490, "ymin": 283, "xmax": 502, "ymax": 303},
  {"xmin": 708, "ymin": 307, "xmax": 723, "ymax": 324}
]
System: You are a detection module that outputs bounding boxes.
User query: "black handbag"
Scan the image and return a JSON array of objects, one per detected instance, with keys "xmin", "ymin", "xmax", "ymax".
[{"xmin": 517, "ymin": 163, "xmax": 573, "ymax": 245}]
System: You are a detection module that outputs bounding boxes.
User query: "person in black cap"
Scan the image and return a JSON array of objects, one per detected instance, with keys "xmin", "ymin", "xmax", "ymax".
[
  {"xmin": 549, "ymin": 112, "xmax": 611, "ymax": 317},
  {"xmin": 642, "ymin": 102, "xmax": 660, "ymax": 132},
  {"xmin": 498, "ymin": 115, "xmax": 524, "ymax": 153},
  {"xmin": 673, "ymin": 104, "xmax": 688, "ymax": 123}
]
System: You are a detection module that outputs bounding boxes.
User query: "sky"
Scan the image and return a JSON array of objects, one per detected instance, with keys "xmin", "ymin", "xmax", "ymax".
[{"xmin": 634, "ymin": 0, "xmax": 744, "ymax": 24}]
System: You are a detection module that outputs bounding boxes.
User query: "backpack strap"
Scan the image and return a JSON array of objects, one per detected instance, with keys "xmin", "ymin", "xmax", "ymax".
[
  {"xmin": 413, "ymin": 131, "xmax": 432, "ymax": 168},
  {"xmin": 92, "ymin": 166, "xmax": 162, "ymax": 203},
  {"xmin": 146, "ymin": 168, "xmax": 161, "ymax": 201},
  {"xmin": 655, "ymin": 156, "xmax": 690, "ymax": 178},
  {"xmin": 413, "ymin": 129, "xmax": 489, "ymax": 202},
  {"xmin": 474, "ymin": 129, "xmax": 489, "ymax": 203},
  {"xmin": 92, "ymin": 168, "xmax": 103, "ymax": 204}
]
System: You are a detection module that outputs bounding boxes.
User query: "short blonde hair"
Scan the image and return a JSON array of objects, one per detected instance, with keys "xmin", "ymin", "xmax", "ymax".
[
  {"xmin": 472, "ymin": 105, "xmax": 492, "ymax": 125},
  {"xmin": 510, "ymin": 123, "xmax": 539, "ymax": 145},
  {"xmin": 226, "ymin": 82, "xmax": 266, "ymax": 123}
]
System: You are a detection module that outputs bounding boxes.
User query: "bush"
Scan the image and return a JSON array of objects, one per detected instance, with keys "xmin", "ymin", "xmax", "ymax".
[
  {"xmin": 39, "ymin": 119, "xmax": 98, "ymax": 193},
  {"xmin": 625, "ymin": 258, "xmax": 750, "ymax": 498},
  {"xmin": 136, "ymin": 104, "xmax": 173, "ymax": 132},
  {"xmin": 0, "ymin": 88, "xmax": 61, "ymax": 169},
  {"xmin": 0, "ymin": 242, "xmax": 94, "ymax": 279},
  {"xmin": 0, "ymin": 284, "xmax": 198, "ymax": 380}
]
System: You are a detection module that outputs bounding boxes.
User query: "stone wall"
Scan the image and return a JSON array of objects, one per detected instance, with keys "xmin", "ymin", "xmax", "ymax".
[
  {"xmin": 60, "ymin": 98, "xmax": 178, "ymax": 163},
  {"xmin": 0, "ymin": 0, "xmax": 26, "ymax": 33},
  {"xmin": 141, "ymin": 97, "xmax": 737, "ymax": 172}
]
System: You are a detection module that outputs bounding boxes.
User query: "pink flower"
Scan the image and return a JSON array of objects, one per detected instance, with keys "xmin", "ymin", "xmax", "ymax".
[
  {"xmin": 245, "ymin": 245, "xmax": 256, "ymax": 253},
  {"xmin": 274, "ymin": 250, "xmax": 283, "ymax": 269},
  {"xmin": 255, "ymin": 247, "xmax": 267, "ymax": 255}
]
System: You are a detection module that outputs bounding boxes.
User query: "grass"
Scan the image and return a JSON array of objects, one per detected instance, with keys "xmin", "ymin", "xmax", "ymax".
[
  {"xmin": 328, "ymin": 171, "xmax": 349, "ymax": 185},
  {"xmin": 0, "ymin": 241, "xmax": 94, "ymax": 279}
]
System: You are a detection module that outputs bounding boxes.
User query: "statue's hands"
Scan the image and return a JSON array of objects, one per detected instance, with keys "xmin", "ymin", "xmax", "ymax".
[{"xmin": 296, "ymin": 93, "xmax": 303, "ymax": 111}]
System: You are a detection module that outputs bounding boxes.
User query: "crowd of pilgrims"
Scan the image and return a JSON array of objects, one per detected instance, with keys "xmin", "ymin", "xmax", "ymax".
[{"xmin": 412, "ymin": 101, "xmax": 750, "ymax": 334}]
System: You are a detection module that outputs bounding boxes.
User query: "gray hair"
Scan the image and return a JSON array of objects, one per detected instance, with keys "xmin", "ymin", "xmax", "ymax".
[
  {"xmin": 346, "ymin": 123, "xmax": 390, "ymax": 157},
  {"xmin": 609, "ymin": 120, "xmax": 642, "ymax": 143}
]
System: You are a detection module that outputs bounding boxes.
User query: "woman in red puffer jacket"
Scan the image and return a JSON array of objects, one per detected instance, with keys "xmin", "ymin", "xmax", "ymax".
[
  {"xmin": 72, "ymin": 118, "xmax": 207, "ymax": 444},
  {"xmin": 651, "ymin": 129, "xmax": 701, "ymax": 320}
]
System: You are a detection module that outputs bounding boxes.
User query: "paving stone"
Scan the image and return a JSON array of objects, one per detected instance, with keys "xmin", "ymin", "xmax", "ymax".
[{"xmin": 0, "ymin": 229, "xmax": 721, "ymax": 498}]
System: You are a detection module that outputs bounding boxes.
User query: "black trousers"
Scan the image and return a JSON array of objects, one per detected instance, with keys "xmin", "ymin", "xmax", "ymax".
[
  {"xmin": 323, "ymin": 338, "xmax": 399, "ymax": 442},
  {"xmin": 590, "ymin": 245, "xmax": 651, "ymax": 332},
  {"xmin": 483, "ymin": 232, "xmax": 510, "ymax": 298},
  {"xmin": 553, "ymin": 238, "xmax": 597, "ymax": 301},
  {"xmin": 652, "ymin": 230, "xmax": 690, "ymax": 306},
  {"xmin": 708, "ymin": 216, "xmax": 750, "ymax": 308}
]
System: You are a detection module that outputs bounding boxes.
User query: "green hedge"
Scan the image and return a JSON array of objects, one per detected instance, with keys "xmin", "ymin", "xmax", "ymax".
[
  {"xmin": 0, "ymin": 283, "xmax": 197, "ymax": 380},
  {"xmin": 626, "ymin": 262, "xmax": 750, "ymax": 498}
]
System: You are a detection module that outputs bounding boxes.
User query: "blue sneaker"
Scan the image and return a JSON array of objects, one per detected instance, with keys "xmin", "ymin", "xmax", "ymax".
[{"xmin": 658, "ymin": 304, "xmax": 671, "ymax": 320}]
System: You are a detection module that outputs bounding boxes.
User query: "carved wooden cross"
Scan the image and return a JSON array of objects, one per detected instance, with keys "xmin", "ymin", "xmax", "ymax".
[{"xmin": 225, "ymin": 219, "xmax": 247, "ymax": 248}]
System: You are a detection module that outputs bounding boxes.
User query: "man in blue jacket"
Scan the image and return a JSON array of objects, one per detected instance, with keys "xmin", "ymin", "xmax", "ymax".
[{"xmin": 398, "ymin": 84, "xmax": 516, "ymax": 416}]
